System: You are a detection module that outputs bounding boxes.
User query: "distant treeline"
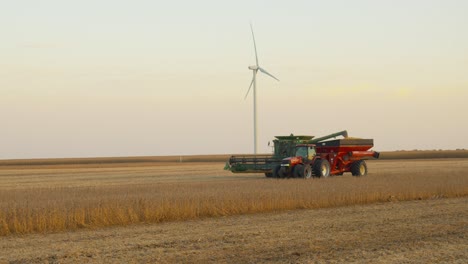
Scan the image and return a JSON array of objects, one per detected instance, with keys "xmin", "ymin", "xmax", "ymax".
[{"xmin": 1, "ymin": 150, "xmax": 468, "ymax": 167}]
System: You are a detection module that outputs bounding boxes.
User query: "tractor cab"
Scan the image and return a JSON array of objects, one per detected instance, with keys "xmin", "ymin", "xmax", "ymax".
[
  {"xmin": 276, "ymin": 144, "xmax": 317, "ymax": 178},
  {"xmin": 294, "ymin": 144, "xmax": 316, "ymax": 161}
]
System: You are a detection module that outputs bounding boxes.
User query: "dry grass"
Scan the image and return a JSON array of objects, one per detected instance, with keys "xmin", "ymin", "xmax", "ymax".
[
  {"xmin": 2, "ymin": 198, "xmax": 466, "ymax": 263},
  {"xmin": 1, "ymin": 159, "xmax": 467, "ymax": 236}
]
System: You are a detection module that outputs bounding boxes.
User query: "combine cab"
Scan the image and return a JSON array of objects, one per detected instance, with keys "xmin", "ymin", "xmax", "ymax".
[{"xmin": 276, "ymin": 138, "xmax": 380, "ymax": 178}]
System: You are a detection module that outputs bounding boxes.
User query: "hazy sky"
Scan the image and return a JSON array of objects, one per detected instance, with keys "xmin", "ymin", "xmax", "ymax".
[{"xmin": 1, "ymin": 0, "xmax": 468, "ymax": 159}]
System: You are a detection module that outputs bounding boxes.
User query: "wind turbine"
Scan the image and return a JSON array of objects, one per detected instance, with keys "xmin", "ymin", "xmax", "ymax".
[{"xmin": 244, "ymin": 23, "xmax": 279, "ymax": 154}]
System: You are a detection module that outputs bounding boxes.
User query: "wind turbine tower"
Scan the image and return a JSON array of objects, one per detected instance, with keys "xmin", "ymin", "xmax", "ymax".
[{"xmin": 245, "ymin": 23, "xmax": 279, "ymax": 154}]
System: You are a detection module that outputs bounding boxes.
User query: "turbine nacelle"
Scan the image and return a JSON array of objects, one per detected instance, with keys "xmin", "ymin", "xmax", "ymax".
[{"xmin": 248, "ymin": 65, "xmax": 259, "ymax": 70}]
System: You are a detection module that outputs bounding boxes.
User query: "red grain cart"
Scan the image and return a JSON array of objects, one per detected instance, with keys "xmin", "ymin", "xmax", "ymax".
[{"xmin": 274, "ymin": 138, "xmax": 379, "ymax": 178}]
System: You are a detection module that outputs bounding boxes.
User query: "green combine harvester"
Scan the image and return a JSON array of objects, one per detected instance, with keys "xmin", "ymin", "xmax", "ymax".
[{"xmin": 225, "ymin": 130, "xmax": 348, "ymax": 177}]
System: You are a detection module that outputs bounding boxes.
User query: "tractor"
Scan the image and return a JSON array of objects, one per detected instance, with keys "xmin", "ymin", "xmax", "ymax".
[{"xmin": 274, "ymin": 138, "xmax": 380, "ymax": 178}]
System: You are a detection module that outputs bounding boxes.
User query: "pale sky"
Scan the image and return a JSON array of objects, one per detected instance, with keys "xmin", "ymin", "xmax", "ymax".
[{"xmin": 1, "ymin": 0, "xmax": 468, "ymax": 159}]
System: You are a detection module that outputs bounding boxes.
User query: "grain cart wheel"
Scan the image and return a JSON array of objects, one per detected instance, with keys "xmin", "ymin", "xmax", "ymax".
[
  {"xmin": 313, "ymin": 159, "xmax": 330, "ymax": 177},
  {"xmin": 351, "ymin": 160, "xmax": 367, "ymax": 176}
]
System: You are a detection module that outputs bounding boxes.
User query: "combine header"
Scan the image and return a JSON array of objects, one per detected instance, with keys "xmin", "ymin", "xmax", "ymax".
[{"xmin": 225, "ymin": 130, "xmax": 379, "ymax": 178}]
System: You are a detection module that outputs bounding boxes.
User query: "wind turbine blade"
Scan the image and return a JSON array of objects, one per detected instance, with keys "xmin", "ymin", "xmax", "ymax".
[
  {"xmin": 259, "ymin": 67, "xmax": 280, "ymax": 81},
  {"xmin": 244, "ymin": 77, "xmax": 255, "ymax": 99},
  {"xmin": 250, "ymin": 23, "xmax": 259, "ymax": 66}
]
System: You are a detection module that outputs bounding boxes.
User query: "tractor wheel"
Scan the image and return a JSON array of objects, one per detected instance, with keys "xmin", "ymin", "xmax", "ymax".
[
  {"xmin": 351, "ymin": 160, "xmax": 367, "ymax": 176},
  {"xmin": 293, "ymin": 165, "xmax": 304, "ymax": 178},
  {"xmin": 265, "ymin": 172, "xmax": 273, "ymax": 178},
  {"xmin": 278, "ymin": 167, "xmax": 286, "ymax": 178},
  {"xmin": 272, "ymin": 165, "xmax": 281, "ymax": 178},
  {"xmin": 303, "ymin": 165, "xmax": 313, "ymax": 179},
  {"xmin": 313, "ymin": 159, "xmax": 331, "ymax": 178},
  {"xmin": 294, "ymin": 165, "xmax": 312, "ymax": 179},
  {"xmin": 278, "ymin": 167, "xmax": 290, "ymax": 178}
]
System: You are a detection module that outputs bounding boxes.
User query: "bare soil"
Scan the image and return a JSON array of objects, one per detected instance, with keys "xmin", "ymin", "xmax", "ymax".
[{"xmin": 0, "ymin": 197, "xmax": 466, "ymax": 263}]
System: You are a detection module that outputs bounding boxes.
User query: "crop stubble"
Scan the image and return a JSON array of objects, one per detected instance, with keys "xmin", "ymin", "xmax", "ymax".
[
  {"xmin": 1, "ymin": 197, "xmax": 466, "ymax": 263},
  {"xmin": 0, "ymin": 158, "xmax": 467, "ymax": 236}
]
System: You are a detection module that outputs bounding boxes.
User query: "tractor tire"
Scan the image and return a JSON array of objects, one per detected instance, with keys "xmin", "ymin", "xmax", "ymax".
[
  {"xmin": 278, "ymin": 167, "xmax": 288, "ymax": 178},
  {"xmin": 293, "ymin": 165, "xmax": 304, "ymax": 178},
  {"xmin": 265, "ymin": 172, "xmax": 273, "ymax": 178},
  {"xmin": 313, "ymin": 159, "xmax": 331, "ymax": 178},
  {"xmin": 303, "ymin": 164, "xmax": 313, "ymax": 179},
  {"xmin": 351, "ymin": 160, "xmax": 367, "ymax": 176},
  {"xmin": 295, "ymin": 164, "xmax": 312, "ymax": 178},
  {"xmin": 272, "ymin": 165, "xmax": 281, "ymax": 178}
]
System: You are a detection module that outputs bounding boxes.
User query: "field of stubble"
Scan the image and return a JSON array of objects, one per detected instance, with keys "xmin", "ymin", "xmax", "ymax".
[{"xmin": 0, "ymin": 156, "xmax": 467, "ymax": 263}]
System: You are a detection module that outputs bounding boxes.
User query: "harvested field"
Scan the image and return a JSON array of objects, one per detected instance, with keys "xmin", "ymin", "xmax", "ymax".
[
  {"xmin": 0, "ymin": 158, "xmax": 467, "ymax": 236},
  {"xmin": 0, "ymin": 156, "xmax": 467, "ymax": 263},
  {"xmin": 379, "ymin": 149, "xmax": 468, "ymax": 159},
  {"xmin": 1, "ymin": 150, "xmax": 467, "ymax": 167},
  {"xmin": 1, "ymin": 197, "xmax": 466, "ymax": 263}
]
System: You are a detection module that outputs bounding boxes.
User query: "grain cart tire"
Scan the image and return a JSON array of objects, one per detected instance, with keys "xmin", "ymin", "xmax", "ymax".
[
  {"xmin": 351, "ymin": 160, "xmax": 367, "ymax": 176},
  {"xmin": 272, "ymin": 165, "xmax": 281, "ymax": 178},
  {"xmin": 313, "ymin": 159, "xmax": 331, "ymax": 177}
]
